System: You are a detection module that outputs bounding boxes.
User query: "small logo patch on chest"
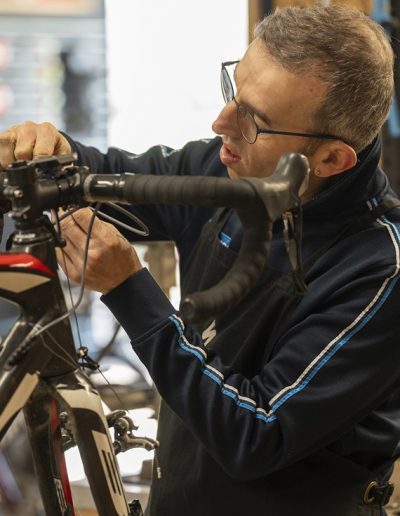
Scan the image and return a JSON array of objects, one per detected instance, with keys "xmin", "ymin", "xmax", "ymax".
[{"xmin": 202, "ymin": 320, "xmax": 216, "ymax": 346}]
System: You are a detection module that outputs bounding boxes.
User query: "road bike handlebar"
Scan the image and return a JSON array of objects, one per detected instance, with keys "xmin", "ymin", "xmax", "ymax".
[{"xmin": 0, "ymin": 152, "xmax": 309, "ymax": 323}]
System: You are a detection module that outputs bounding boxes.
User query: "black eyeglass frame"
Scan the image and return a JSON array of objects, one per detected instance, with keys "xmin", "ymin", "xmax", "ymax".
[{"xmin": 221, "ymin": 60, "xmax": 347, "ymax": 145}]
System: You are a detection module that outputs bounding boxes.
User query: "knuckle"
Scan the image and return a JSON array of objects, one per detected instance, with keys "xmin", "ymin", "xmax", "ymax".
[
  {"xmin": 40, "ymin": 121, "xmax": 55, "ymax": 131},
  {"xmin": 0, "ymin": 129, "xmax": 16, "ymax": 145},
  {"xmin": 23, "ymin": 120, "xmax": 36, "ymax": 129},
  {"xmin": 74, "ymin": 207, "xmax": 90, "ymax": 222},
  {"xmin": 34, "ymin": 122, "xmax": 60, "ymax": 157},
  {"xmin": 19, "ymin": 120, "xmax": 37, "ymax": 138},
  {"xmin": 13, "ymin": 121, "xmax": 36, "ymax": 160},
  {"xmin": 39, "ymin": 121, "xmax": 59, "ymax": 138},
  {"xmin": 88, "ymin": 247, "xmax": 101, "ymax": 263}
]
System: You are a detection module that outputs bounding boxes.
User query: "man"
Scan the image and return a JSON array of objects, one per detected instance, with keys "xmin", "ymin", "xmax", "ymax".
[{"xmin": 0, "ymin": 4, "xmax": 398, "ymax": 515}]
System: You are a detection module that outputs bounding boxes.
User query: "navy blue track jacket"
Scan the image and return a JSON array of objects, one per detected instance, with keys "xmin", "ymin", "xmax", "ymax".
[{"xmin": 71, "ymin": 135, "xmax": 400, "ymax": 512}]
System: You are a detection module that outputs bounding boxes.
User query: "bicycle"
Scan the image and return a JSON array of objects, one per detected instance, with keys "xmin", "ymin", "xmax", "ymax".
[{"xmin": 0, "ymin": 151, "xmax": 308, "ymax": 515}]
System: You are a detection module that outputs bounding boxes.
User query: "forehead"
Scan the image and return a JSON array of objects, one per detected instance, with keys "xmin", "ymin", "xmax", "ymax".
[{"xmin": 236, "ymin": 38, "xmax": 327, "ymax": 128}]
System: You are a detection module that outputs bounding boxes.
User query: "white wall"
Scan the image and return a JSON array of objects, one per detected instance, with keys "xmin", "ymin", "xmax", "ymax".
[{"xmin": 105, "ymin": 0, "xmax": 248, "ymax": 153}]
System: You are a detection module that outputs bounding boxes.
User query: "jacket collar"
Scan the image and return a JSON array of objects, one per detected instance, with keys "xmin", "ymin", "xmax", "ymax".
[{"xmin": 302, "ymin": 136, "xmax": 386, "ymax": 219}]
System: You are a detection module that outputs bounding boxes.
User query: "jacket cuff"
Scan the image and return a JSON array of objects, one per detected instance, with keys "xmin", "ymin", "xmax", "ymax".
[{"xmin": 100, "ymin": 268, "xmax": 176, "ymax": 340}]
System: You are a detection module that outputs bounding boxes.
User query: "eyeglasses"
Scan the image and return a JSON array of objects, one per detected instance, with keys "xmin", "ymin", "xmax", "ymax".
[{"xmin": 221, "ymin": 60, "xmax": 345, "ymax": 145}]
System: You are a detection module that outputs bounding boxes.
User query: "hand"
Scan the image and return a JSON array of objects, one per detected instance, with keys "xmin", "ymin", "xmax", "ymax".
[
  {"xmin": 56, "ymin": 207, "xmax": 142, "ymax": 294},
  {"xmin": 0, "ymin": 121, "xmax": 71, "ymax": 170}
]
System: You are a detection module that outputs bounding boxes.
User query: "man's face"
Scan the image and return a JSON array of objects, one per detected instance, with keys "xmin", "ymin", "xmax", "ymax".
[{"xmin": 212, "ymin": 38, "xmax": 327, "ymax": 180}]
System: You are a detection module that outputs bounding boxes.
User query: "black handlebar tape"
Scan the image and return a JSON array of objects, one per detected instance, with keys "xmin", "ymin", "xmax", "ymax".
[
  {"xmin": 84, "ymin": 174, "xmax": 270, "ymax": 323},
  {"xmin": 85, "ymin": 173, "xmax": 260, "ymax": 210}
]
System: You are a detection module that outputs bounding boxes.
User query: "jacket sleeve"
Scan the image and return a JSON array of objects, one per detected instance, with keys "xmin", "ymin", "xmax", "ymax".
[
  {"xmin": 66, "ymin": 136, "xmax": 224, "ymax": 248},
  {"xmin": 101, "ymin": 219, "xmax": 400, "ymax": 481}
]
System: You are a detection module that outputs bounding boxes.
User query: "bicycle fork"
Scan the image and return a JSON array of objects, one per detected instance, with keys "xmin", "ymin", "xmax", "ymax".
[{"xmin": 25, "ymin": 369, "xmax": 132, "ymax": 516}]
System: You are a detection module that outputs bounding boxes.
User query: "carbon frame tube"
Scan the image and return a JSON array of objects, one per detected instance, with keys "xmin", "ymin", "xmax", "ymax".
[
  {"xmin": 23, "ymin": 382, "xmax": 75, "ymax": 516},
  {"xmin": 52, "ymin": 369, "xmax": 130, "ymax": 516}
]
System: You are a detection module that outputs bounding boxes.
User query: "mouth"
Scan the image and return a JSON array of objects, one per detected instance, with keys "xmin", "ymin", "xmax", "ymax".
[{"xmin": 219, "ymin": 143, "xmax": 241, "ymax": 166}]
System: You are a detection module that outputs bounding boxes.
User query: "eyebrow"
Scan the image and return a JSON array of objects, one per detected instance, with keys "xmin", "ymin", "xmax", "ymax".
[{"xmin": 233, "ymin": 65, "xmax": 273, "ymax": 127}]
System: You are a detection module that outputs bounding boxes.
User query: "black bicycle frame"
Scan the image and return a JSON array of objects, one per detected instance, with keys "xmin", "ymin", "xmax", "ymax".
[{"xmin": 0, "ymin": 226, "xmax": 130, "ymax": 515}]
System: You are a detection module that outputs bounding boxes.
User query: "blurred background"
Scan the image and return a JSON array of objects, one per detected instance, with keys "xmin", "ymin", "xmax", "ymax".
[{"xmin": 0, "ymin": 0, "xmax": 399, "ymax": 514}]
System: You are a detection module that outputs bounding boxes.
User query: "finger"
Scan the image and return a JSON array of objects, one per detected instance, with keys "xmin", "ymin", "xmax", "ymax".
[
  {"xmin": 13, "ymin": 121, "xmax": 37, "ymax": 161},
  {"xmin": 0, "ymin": 128, "xmax": 16, "ymax": 169},
  {"xmin": 60, "ymin": 214, "xmax": 89, "ymax": 254},
  {"xmin": 63, "ymin": 236, "xmax": 84, "ymax": 264},
  {"xmin": 54, "ymin": 131, "xmax": 72, "ymax": 156},
  {"xmin": 68, "ymin": 207, "xmax": 103, "ymax": 236},
  {"xmin": 34, "ymin": 122, "xmax": 71, "ymax": 158},
  {"xmin": 78, "ymin": 209, "xmax": 123, "ymax": 240},
  {"xmin": 60, "ymin": 208, "xmax": 92, "ymax": 233},
  {"xmin": 58, "ymin": 240, "xmax": 85, "ymax": 277},
  {"xmin": 56, "ymin": 248, "xmax": 81, "ymax": 284},
  {"xmin": 62, "ymin": 228, "xmax": 87, "ymax": 258},
  {"xmin": 56, "ymin": 247, "xmax": 71, "ymax": 272}
]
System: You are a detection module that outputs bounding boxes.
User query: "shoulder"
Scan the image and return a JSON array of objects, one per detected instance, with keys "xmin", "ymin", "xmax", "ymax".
[
  {"xmin": 176, "ymin": 137, "xmax": 225, "ymax": 177},
  {"xmin": 304, "ymin": 207, "xmax": 400, "ymax": 289}
]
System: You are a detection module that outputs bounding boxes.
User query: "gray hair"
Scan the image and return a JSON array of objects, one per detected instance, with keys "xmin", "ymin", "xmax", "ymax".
[{"xmin": 254, "ymin": 4, "xmax": 394, "ymax": 152}]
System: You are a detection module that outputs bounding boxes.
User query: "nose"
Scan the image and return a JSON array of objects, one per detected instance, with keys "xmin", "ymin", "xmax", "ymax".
[{"xmin": 212, "ymin": 101, "xmax": 241, "ymax": 138}]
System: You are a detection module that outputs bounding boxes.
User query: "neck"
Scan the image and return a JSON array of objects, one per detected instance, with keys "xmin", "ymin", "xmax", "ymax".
[{"xmin": 301, "ymin": 174, "xmax": 331, "ymax": 204}]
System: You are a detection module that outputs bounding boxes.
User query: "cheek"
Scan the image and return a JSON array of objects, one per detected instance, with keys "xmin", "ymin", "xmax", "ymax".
[
  {"xmin": 245, "ymin": 146, "xmax": 275, "ymax": 177},
  {"xmin": 252, "ymin": 139, "xmax": 298, "ymax": 176}
]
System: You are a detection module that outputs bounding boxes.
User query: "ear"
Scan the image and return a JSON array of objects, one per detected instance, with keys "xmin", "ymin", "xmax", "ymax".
[{"xmin": 309, "ymin": 142, "xmax": 357, "ymax": 178}]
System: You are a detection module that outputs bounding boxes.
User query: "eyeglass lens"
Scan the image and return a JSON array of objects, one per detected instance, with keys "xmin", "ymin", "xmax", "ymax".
[
  {"xmin": 237, "ymin": 105, "xmax": 257, "ymax": 143},
  {"xmin": 221, "ymin": 67, "xmax": 233, "ymax": 104},
  {"xmin": 221, "ymin": 64, "xmax": 257, "ymax": 143}
]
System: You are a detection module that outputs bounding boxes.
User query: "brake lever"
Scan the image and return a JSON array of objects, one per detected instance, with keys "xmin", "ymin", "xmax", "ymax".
[{"xmin": 243, "ymin": 153, "xmax": 310, "ymax": 222}]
